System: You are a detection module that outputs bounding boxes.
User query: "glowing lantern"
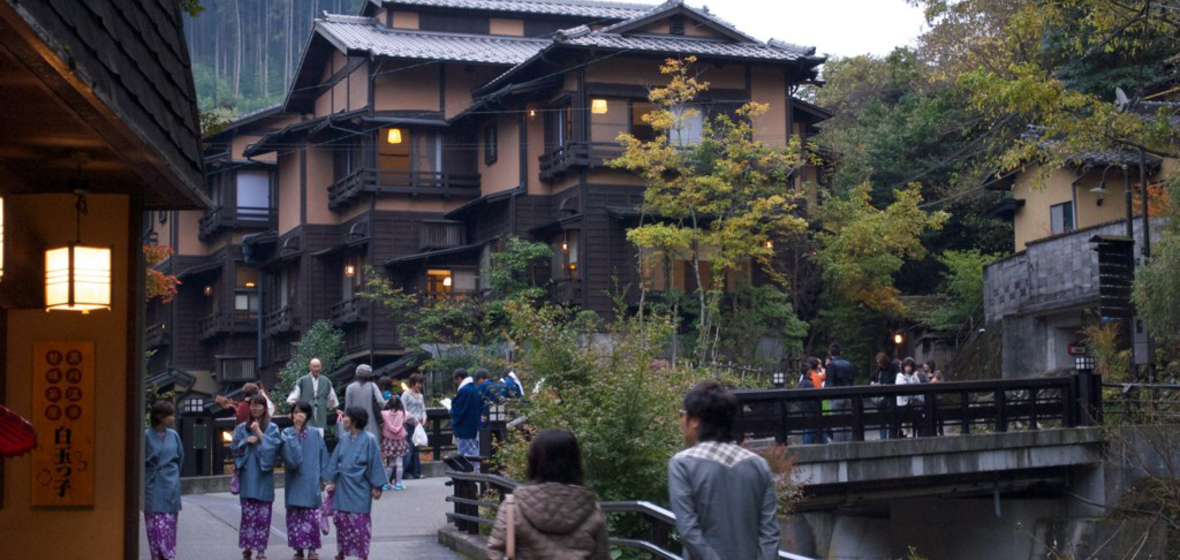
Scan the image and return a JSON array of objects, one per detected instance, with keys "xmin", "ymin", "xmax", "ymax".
[
  {"xmin": 591, "ymin": 99, "xmax": 609, "ymax": 114},
  {"xmin": 387, "ymin": 128, "xmax": 403, "ymax": 144},
  {"xmin": 45, "ymin": 244, "xmax": 111, "ymax": 313}
]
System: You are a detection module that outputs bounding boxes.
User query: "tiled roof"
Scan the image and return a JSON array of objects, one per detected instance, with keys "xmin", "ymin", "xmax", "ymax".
[
  {"xmin": 598, "ymin": 0, "xmax": 757, "ymax": 43},
  {"xmin": 369, "ymin": 0, "xmax": 652, "ymax": 18},
  {"xmin": 318, "ymin": 15, "xmax": 549, "ymax": 64},
  {"xmin": 556, "ymin": 26, "xmax": 818, "ymax": 61}
]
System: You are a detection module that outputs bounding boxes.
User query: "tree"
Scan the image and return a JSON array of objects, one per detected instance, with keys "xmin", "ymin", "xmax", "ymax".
[
  {"xmin": 274, "ymin": 320, "xmax": 345, "ymax": 414},
  {"xmin": 1132, "ymin": 173, "xmax": 1179, "ymax": 374},
  {"xmin": 812, "ymin": 182, "xmax": 949, "ymax": 365},
  {"xmin": 611, "ymin": 57, "xmax": 812, "ymax": 364},
  {"xmin": 918, "ymin": 249, "xmax": 1004, "ymax": 337},
  {"xmin": 144, "ymin": 245, "xmax": 181, "ymax": 303}
]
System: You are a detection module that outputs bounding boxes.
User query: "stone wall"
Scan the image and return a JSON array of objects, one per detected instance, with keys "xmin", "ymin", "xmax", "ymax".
[{"xmin": 984, "ymin": 218, "xmax": 1165, "ymax": 324}]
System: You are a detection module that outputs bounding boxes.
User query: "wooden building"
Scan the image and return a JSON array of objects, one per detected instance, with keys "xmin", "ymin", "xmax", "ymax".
[
  {"xmin": 0, "ymin": 0, "xmax": 206, "ymax": 558},
  {"xmin": 145, "ymin": 0, "xmax": 831, "ymax": 393}
]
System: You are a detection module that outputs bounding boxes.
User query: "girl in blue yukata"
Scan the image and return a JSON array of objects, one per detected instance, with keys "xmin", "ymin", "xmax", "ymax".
[
  {"xmin": 232, "ymin": 394, "xmax": 283, "ymax": 560},
  {"xmin": 144, "ymin": 400, "xmax": 184, "ymax": 560},
  {"xmin": 325, "ymin": 406, "xmax": 389, "ymax": 560},
  {"xmin": 282, "ymin": 401, "xmax": 331, "ymax": 560}
]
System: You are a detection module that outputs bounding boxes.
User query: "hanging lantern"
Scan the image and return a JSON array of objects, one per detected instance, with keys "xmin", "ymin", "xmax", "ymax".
[
  {"xmin": 344, "ymin": 264, "xmax": 357, "ymax": 278},
  {"xmin": 591, "ymin": 99, "xmax": 609, "ymax": 114},
  {"xmin": 387, "ymin": 128, "xmax": 403, "ymax": 144},
  {"xmin": 45, "ymin": 191, "xmax": 111, "ymax": 313}
]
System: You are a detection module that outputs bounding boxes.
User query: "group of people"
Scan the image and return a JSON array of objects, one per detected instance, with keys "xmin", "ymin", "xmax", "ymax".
[
  {"xmin": 797, "ymin": 343, "xmax": 946, "ymax": 442},
  {"xmin": 483, "ymin": 381, "xmax": 780, "ymax": 560},
  {"xmin": 448, "ymin": 368, "xmax": 525, "ymax": 465},
  {"xmin": 143, "ymin": 358, "xmax": 432, "ymax": 560}
]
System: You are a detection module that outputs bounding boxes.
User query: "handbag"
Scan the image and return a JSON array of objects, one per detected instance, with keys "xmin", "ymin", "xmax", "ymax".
[
  {"xmin": 229, "ymin": 470, "xmax": 240, "ymax": 495},
  {"xmin": 504, "ymin": 494, "xmax": 516, "ymax": 559},
  {"xmin": 412, "ymin": 423, "xmax": 428, "ymax": 447}
]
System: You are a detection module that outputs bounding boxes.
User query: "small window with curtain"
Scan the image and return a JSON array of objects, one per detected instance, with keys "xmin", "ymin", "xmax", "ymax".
[
  {"xmin": 1050, "ymin": 202, "xmax": 1074, "ymax": 235},
  {"xmin": 670, "ymin": 104, "xmax": 703, "ymax": 146},
  {"xmin": 484, "ymin": 124, "xmax": 498, "ymax": 165}
]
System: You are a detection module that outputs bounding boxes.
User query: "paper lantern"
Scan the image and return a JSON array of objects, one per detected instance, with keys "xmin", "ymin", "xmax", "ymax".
[
  {"xmin": 45, "ymin": 244, "xmax": 111, "ymax": 313},
  {"xmin": 387, "ymin": 128, "xmax": 403, "ymax": 144},
  {"xmin": 591, "ymin": 99, "xmax": 609, "ymax": 114}
]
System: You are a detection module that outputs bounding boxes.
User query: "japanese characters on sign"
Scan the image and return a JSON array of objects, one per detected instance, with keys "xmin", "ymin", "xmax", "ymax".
[{"xmin": 31, "ymin": 342, "xmax": 95, "ymax": 507}]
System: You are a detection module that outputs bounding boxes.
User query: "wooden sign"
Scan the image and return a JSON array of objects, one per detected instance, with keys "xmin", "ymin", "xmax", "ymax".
[{"xmin": 31, "ymin": 341, "xmax": 95, "ymax": 507}]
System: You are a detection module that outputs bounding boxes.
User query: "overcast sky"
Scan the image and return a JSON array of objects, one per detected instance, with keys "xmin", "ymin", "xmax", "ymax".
[{"xmin": 697, "ymin": 0, "xmax": 929, "ymax": 59}]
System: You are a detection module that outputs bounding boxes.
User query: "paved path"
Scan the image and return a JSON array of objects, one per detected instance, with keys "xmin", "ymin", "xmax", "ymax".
[{"xmin": 140, "ymin": 477, "xmax": 463, "ymax": 559}]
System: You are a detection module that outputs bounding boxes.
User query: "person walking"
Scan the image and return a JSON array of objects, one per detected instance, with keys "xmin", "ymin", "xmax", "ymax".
[
  {"xmin": 379, "ymin": 397, "xmax": 410, "ymax": 491},
  {"xmin": 669, "ymin": 381, "xmax": 780, "ymax": 560},
  {"xmin": 869, "ymin": 352, "xmax": 896, "ymax": 440},
  {"xmin": 450, "ymin": 368, "xmax": 482, "ymax": 464},
  {"xmin": 485, "ymin": 429, "xmax": 609, "ymax": 560},
  {"xmin": 825, "ymin": 344, "xmax": 854, "ymax": 442},
  {"xmin": 285, "ymin": 358, "xmax": 339, "ymax": 433},
  {"xmin": 344, "ymin": 365, "xmax": 385, "ymax": 443},
  {"xmin": 400, "ymin": 373, "xmax": 427, "ymax": 480},
  {"xmin": 145, "ymin": 400, "xmax": 184, "ymax": 560},
  {"xmin": 325, "ymin": 407, "xmax": 389, "ymax": 560},
  {"xmin": 232, "ymin": 394, "xmax": 283, "ymax": 559},
  {"xmin": 797, "ymin": 357, "xmax": 825, "ymax": 445},
  {"xmin": 281, "ymin": 402, "xmax": 330, "ymax": 560},
  {"xmin": 894, "ymin": 358, "xmax": 924, "ymax": 438}
]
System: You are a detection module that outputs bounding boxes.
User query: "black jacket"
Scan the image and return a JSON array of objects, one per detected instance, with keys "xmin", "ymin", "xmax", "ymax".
[
  {"xmin": 827, "ymin": 358, "xmax": 855, "ymax": 387},
  {"xmin": 869, "ymin": 367, "xmax": 895, "ymax": 385}
]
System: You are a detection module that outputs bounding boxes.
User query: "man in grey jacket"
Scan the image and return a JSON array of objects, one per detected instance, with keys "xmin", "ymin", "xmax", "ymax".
[{"xmin": 669, "ymin": 381, "xmax": 780, "ymax": 560}]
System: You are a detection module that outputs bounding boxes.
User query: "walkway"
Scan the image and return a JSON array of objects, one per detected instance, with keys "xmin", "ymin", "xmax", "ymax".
[{"xmin": 138, "ymin": 477, "xmax": 462, "ymax": 559}]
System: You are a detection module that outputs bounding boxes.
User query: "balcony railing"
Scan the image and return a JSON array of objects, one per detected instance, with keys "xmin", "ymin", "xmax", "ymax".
[
  {"xmin": 263, "ymin": 306, "xmax": 300, "ymax": 336},
  {"xmin": 538, "ymin": 142, "xmax": 624, "ymax": 181},
  {"xmin": 145, "ymin": 322, "xmax": 169, "ymax": 349},
  {"xmin": 199, "ymin": 311, "xmax": 257, "ymax": 341},
  {"xmin": 328, "ymin": 168, "xmax": 481, "ymax": 210},
  {"xmin": 419, "ymin": 221, "xmax": 465, "ymax": 250},
  {"xmin": 199, "ymin": 205, "xmax": 277, "ymax": 241},
  {"xmin": 330, "ymin": 297, "xmax": 369, "ymax": 326}
]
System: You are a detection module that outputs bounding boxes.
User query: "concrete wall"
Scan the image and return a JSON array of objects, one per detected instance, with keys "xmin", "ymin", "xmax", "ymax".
[{"xmin": 0, "ymin": 194, "xmax": 134, "ymax": 560}]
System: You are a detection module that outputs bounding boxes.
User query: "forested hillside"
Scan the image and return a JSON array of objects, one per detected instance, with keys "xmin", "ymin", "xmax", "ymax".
[{"xmin": 184, "ymin": 0, "xmax": 364, "ymax": 114}]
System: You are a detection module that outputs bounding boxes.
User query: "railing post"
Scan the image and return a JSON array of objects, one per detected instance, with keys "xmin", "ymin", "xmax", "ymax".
[
  {"xmin": 961, "ymin": 391, "xmax": 971, "ymax": 435},
  {"xmin": 432, "ymin": 415, "xmax": 444, "ymax": 462},
  {"xmin": 776, "ymin": 398, "xmax": 788, "ymax": 445},
  {"xmin": 851, "ymin": 394, "xmax": 865, "ymax": 442},
  {"xmin": 995, "ymin": 389, "xmax": 1008, "ymax": 432},
  {"xmin": 923, "ymin": 389, "xmax": 937, "ymax": 437},
  {"xmin": 1029, "ymin": 387, "xmax": 1039, "ymax": 430}
]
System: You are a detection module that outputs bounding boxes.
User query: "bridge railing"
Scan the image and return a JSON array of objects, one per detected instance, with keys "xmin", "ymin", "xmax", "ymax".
[
  {"xmin": 443, "ymin": 462, "xmax": 818, "ymax": 560},
  {"xmin": 734, "ymin": 371, "xmax": 1103, "ymax": 444},
  {"xmin": 1101, "ymin": 382, "xmax": 1180, "ymax": 425}
]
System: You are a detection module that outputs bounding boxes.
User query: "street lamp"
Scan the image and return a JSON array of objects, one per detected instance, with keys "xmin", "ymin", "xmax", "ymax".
[
  {"xmin": 1074, "ymin": 354, "xmax": 1096, "ymax": 373},
  {"xmin": 45, "ymin": 191, "xmax": 111, "ymax": 313},
  {"xmin": 893, "ymin": 333, "xmax": 904, "ymax": 345},
  {"xmin": 772, "ymin": 371, "xmax": 785, "ymax": 389}
]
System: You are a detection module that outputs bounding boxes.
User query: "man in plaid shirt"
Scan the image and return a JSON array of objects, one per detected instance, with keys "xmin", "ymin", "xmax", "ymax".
[{"xmin": 669, "ymin": 381, "xmax": 780, "ymax": 560}]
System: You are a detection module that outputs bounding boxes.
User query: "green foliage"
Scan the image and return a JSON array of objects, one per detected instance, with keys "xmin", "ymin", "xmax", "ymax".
[
  {"xmin": 610, "ymin": 57, "xmax": 811, "ymax": 363},
  {"xmin": 919, "ymin": 249, "xmax": 1003, "ymax": 334},
  {"xmin": 716, "ymin": 285, "xmax": 809, "ymax": 368},
  {"xmin": 496, "ymin": 303, "xmax": 691, "ymax": 507},
  {"xmin": 1133, "ymin": 174, "xmax": 1180, "ymax": 369},
  {"xmin": 275, "ymin": 320, "xmax": 345, "ymax": 414}
]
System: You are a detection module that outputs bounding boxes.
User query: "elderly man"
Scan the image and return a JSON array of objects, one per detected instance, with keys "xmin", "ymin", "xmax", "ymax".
[{"xmin": 286, "ymin": 358, "xmax": 339, "ymax": 432}]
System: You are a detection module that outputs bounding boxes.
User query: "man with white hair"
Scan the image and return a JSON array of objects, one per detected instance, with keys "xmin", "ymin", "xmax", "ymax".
[{"xmin": 286, "ymin": 357, "xmax": 339, "ymax": 432}]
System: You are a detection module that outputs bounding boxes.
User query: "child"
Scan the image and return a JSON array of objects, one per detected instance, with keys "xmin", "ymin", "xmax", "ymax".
[{"xmin": 379, "ymin": 397, "xmax": 410, "ymax": 491}]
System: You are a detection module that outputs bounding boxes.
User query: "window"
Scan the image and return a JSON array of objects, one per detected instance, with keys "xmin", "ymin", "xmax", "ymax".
[
  {"xmin": 234, "ymin": 267, "xmax": 259, "ymax": 316},
  {"xmin": 220, "ymin": 358, "xmax": 257, "ymax": 382},
  {"xmin": 1050, "ymin": 202, "xmax": 1074, "ymax": 235},
  {"xmin": 426, "ymin": 269, "xmax": 452, "ymax": 297},
  {"xmin": 334, "ymin": 138, "xmax": 364, "ymax": 181},
  {"xmin": 342, "ymin": 254, "xmax": 366, "ymax": 300},
  {"xmin": 236, "ymin": 170, "xmax": 271, "ymax": 216},
  {"xmin": 671, "ymin": 104, "xmax": 703, "ymax": 146},
  {"xmin": 589, "ymin": 98, "xmax": 629, "ymax": 143},
  {"xmin": 670, "ymin": 15, "xmax": 686, "ymax": 35},
  {"xmin": 548, "ymin": 104, "xmax": 574, "ymax": 149},
  {"xmin": 630, "ymin": 101, "xmax": 658, "ymax": 142},
  {"xmin": 483, "ymin": 124, "xmax": 498, "ymax": 165},
  {"xmin": 279, "ymin": 268, "xmax": 299, "ymax": 308},
  {"xmin": 379, "ymin": 128, "xmax": 440, "ymax": 175}
]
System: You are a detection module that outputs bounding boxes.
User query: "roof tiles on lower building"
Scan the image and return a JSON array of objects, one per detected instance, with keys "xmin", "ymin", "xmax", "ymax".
[
  {"xmin": 366, "ymin": 0, "xmax": 652, "ymax": 19},
  {"xmin": 319, "ymin": 16, "xmax": 549, "ymax": 64}
]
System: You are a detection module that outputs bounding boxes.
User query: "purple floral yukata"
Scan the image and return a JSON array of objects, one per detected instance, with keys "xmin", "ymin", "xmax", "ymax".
[
  {"xmin": 286, "ymin": 507, "xmax": 321, "ymax": 551},
  {"xmin": 334, "ymin": 511, "xmax": 372, "ymax": 559},
  {"xmin": 239, "ymin": 498, "xmax": 273, "ymax": 552},
  {"xmin": 144, "ymin": 512, "xmax": 178, "ymax": 559}
]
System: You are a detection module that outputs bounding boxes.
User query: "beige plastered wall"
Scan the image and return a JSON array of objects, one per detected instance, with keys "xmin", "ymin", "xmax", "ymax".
[
  {"xmin": 391, "ymin": 10, "xmax": 419, "ymax": 29},
  {"xmin": 374, "ymin": 62, "xmax": 440, "ymax": 112},
  {"xmin": 1, "ymin": 194, "xmax": 132, "ymax": 560},
  {"xmin": 526, "ymin": 112, "xmax": 545, "ymax": 195},
  {"xmin": 348, "ymin": 61, "xmax": 369, "ymax": 112},
  {"xmin": 749, "ymin": 66, "xmax": 786, "ymax": 146},
  {"xmin": 585, "ymin": 57, "xmax": 746, "ymax": 89},
  {"xmin": 489, "ymin": 18, "xmax": 524, "ymax": 36},
  {"xmin": 480, "ymin": 116, "xmax": 521, "ymax": 195},
  {"xmin": 278, "ymin": 151, "xmax": 302, "ymax": 235},
  {"xmin": 1013, "ymin": 166, "xmax": 1076, "ymax": 251},
  {"xmin": 306, "ymin": 146, "xmax": 334, "ymax": 225},
  {"xmin": 445, "ymin": 64, "xmax": 501, "ymax": 119}
]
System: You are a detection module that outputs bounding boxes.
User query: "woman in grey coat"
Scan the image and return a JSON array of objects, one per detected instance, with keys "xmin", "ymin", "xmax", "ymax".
[{"xmin": 343, "ymin": 364, "xmax": 386, "ymax": 442}]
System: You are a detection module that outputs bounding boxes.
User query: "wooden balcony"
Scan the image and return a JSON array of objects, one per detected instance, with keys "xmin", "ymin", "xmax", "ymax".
[
  {"xmin": 330, "ymin": 297, "xmax": 370, "ymax": 326},
  {"xmin": 327, "ymin": 168, "xmax": 481, "ymax": 210},
  {"xmin": 419, "ymin": 221, "xmax": 465, "ymax": 250},
  {"xmin": 538, "ymin": 142, "xmax": 624, "ymax": 181},
  {"xmin": 198, "ymin": 205, "xmax": 277, "ymax": 241},
  {"xmin": 145, "ymin": 322, "xmax": 169, "ymax": 349},
  {"xmin": 263, "ymin": 306, "xmax": 300, "ymax": 336},
  {"xmin": 199, "ymin": 311, "xmax": 257, "ymax": 341}
]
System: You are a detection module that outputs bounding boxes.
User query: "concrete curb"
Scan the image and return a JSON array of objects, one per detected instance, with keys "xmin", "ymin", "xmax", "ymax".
[{"xmin": 438, "ymin": 525, "xmax": 487, "ymax": 560}]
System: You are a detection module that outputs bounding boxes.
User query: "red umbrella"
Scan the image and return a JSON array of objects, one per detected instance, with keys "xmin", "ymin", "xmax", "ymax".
[{"xmin": 0, "ymin": 405, "xmax": 36, "ymax": 458}]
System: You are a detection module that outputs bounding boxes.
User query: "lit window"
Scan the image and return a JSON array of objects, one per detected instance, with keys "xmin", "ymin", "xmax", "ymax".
[{"xmin": 427, "ymin": 269, "xmax": 453, "ymax": 297}]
